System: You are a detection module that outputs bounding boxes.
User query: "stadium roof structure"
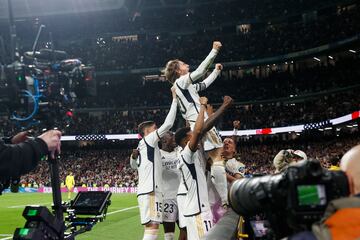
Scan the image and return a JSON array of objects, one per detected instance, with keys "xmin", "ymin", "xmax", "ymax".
[{"xmin": 0, "ymin": 0, "xmax": 126, "ymax": 19}]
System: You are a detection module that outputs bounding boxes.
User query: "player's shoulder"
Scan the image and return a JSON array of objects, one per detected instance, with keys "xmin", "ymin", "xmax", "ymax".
[
  {"xmin": 180, "ymin": 144, "xmax": 195, "ymax": 158},
  {"xmin": 174, "ymin": 73, "xmax": 191, "ymax": 87}
]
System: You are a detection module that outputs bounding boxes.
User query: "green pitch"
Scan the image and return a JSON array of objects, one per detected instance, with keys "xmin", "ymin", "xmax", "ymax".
[{"xmin": 0, "ymin": 193, "xmax": 179, "ymax": 240}]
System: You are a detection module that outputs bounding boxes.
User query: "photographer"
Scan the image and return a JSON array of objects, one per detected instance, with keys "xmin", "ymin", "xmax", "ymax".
[
  {"xmin": 291, "ymin": 145, "xmax": 360, "ymax": 240},
  {"xmin": 0, "ymin": 130, "xmax": 62, "ymax": 192},
  {"xmin": 273, "ymin": 149, "xmax": 307, "ymax": 173}
]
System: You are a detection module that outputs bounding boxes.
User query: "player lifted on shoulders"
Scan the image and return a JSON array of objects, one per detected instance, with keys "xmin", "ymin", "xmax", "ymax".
[
  {"xmin": 130, "ymin": 87, "xmax": 177, "ymax": 240},
  {"xmin": 164, "ymin": 41, "xmax": 230, "ymax": 209}
]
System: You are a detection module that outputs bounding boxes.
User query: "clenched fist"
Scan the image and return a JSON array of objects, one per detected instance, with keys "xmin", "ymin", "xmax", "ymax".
[
  {"xmin": 131, "ymin": 149, "xmax": 139, "ymax": 159},
  {"xmin": 199, "ymin": 97, "xmax": 208, "ymax": 105},
  {"xmin": 213, "ymin": 41, "xmax": 222, "ymax": 51},
  {"xmin": 223, "ymin": 96, "xmax": 233, "ymax": 107},
  {"xmin": 233, "ymin": 120, "xmax": 241, "ymax": 130}
]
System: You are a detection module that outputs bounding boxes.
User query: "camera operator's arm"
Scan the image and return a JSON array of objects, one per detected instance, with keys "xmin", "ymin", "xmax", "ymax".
[
  {"xmin": 0, "ymin": 130, "xmax": 61, "ymax": 178},
  {"xmin": 273, "ymin": 150, "xmax": 288, "ymax": 173},
  {"xmin": 2, "ymin": 131, "xmax": 29, "ymax": 144}
]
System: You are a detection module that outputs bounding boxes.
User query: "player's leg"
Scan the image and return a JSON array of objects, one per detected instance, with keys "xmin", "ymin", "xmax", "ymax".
[
  {"xmin": 67, "ymin": 186, "xmax": 73, "ymax": 199},
  {"xmin": 163, "ymin": 198, "xmax": 178, "ymax": 240},
  {"xmin": 138, "ymin": 193, "xmax": 162, "ymax": 240},
  {"xmin": 204, "ymin": 128, "xmax": 229, "ymax": 208},
  {"xmin": 163, "ymin": 222, "xmax": 175, "ymax": 240},
  {"xmin": 144, "ymin": 222, "xmax": 160, "ymax": 240},
  {"xmin": 178, "ymin": 227, "xmax": 187, "ymax": 240},
  {"xmin": 177, "ymin": 195, "xmax": 187, "ymax": 240},
  {"xmin": 185, "ymin": 210, "xmax": 214, "ymax": 240}
]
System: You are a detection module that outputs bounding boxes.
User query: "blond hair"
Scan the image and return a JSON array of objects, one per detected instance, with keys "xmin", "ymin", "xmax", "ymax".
[{"xmin": 163, "ymin": 59, "xmax": 180, "ymax": 84}]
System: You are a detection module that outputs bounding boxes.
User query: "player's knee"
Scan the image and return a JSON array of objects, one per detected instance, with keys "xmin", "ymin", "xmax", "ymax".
[{"xmin": 163, "ymin": 222, "xmax": 176, "ymax": 233}]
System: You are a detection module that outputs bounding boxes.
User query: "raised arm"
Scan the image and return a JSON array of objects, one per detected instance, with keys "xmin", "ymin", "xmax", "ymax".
[
  {"xmin": 156, "ymin": 86, "xmax": 178, "ymax": 137},
  {"xmin": 188, "ymin": 97, "xmax": 208, "ymax": 152},
  {"xmin": 189, "ymin": 41, "xmax": 222, "ymax": 82},
  {"xmin": 194, "ymin": 64, "xmax": 223, "ymax": 92},
  {"xmin": 202, "ymin": 96, "xmax": 233, "ymax": 134},
  {"xmin": 129, "ymin": 149, "xmax": 139, "ymax": 170},
  {"xmin": 232, "ymin": 120, "xmax": 240, "ymax": 143}
]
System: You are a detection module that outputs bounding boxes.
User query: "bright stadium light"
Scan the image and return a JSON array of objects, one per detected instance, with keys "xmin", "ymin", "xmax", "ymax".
[
  {"xmin": 313, "ymin": 57, "xmax": 321, "ymax": 62},
  {"xmin": 349, "ymin": 49, "xmax": 357, "ymax": 53},
  {"xmin": 328, "ymin": 56, "xmax": 333, "ymax": 59}
]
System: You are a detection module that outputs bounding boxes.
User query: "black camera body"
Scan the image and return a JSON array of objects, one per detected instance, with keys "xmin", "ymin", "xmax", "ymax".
[{"xmin": 229, "ymin": 159, "xmax": 349, "ymax": 238}]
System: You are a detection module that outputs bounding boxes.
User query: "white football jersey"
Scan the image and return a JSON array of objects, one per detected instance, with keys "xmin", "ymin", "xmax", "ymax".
[
  {"xmin": 179, "ymin": 144, "xmax": 210, "ymax": 216},
  {"xmin": 136, "ymin": 132, "xmax": 163, "ymax": 196},
  {"xmin": 174, "ymin": 49, "xmax": 220, "ymax": 123},
  {"xmin": 225, "ymin": 158, "xmax": 245, "ymax": 177},
  {"xmin": 136, "ymin": 100, "xmax": 178, "ymax": 196},
  {"xmin": 160, "ymin": 149, "xmax": 181, "ymax": 200}
]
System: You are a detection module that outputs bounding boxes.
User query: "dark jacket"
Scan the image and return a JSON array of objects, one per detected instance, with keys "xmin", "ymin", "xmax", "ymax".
[{"xmin": 0, "ymin": 137, "xmax": 48, "ymax": 179}]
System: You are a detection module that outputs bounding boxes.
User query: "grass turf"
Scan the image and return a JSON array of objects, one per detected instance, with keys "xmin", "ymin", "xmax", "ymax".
[{"xmin": 0, "ymin": 193, "xmax": 179, "ymax": 239}]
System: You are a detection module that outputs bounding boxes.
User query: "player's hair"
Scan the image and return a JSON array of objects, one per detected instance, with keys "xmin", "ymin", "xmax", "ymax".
[
  {"xmin": 163, "ymin": 59, "xmax": 181, "ymax": 84},
  {"xmin": 175, "ymin": 127, "xmax": 191, "ymax": 146},
  {"xmin": 160, "ymin": 131, "xmax": 173, "ymax": 143},
  {"xmin": 138, "ymin": 121, "xmax": 156, "ymax": 137}
]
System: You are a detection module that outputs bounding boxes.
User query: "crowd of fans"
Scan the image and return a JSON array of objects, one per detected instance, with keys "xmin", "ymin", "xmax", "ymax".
[
  {"xmin": 67, "ymin": 56, "xmax": 360, "ymax": 133},
  {"xmin": 20, "ymin": 148, "xmax": 138, "ymax": 188},
  {"xmin": 80, "ymin": 56, "xmax": 359, "ymax": 108},
  {"xmin": 0, "ymin": 54, "xmax": 359, "ymax": 136},
  {"xmin": 19, "ymin": 132, "xmax": 360, "ymax": 187}
]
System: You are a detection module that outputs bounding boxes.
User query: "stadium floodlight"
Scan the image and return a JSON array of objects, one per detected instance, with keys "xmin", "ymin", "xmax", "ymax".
[
  {"xmin": 328, "ymin": 56, "xmax": 333, "ymax": 59},
  {"xmin": 349, "ymin": 49, "xmax": 357, "ymax": 53},
  {"xmin": 313, "ymin": 57, "xmax": 321, "ymax": 62}
]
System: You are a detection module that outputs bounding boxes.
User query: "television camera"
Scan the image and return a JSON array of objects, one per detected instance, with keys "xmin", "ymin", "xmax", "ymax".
[
  {"xmin": 229, "ymin": 159, "xmax": 349, "ymax": 239},
  {"xmin": 13, "ymin": 191, "xmax": 112, "ymax": 240}
]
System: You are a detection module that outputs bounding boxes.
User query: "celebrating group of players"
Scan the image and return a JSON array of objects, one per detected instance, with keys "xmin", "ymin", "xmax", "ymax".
[{"xmin": 130, "ymin": 41, "xmax": 245, "ymax": 240}]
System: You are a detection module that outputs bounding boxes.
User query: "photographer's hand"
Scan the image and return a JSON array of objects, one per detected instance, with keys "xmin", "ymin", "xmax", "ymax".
[
  {"xmin": 11, "ymin": 131, "xmax": 30, "ymax": 144},
  {"xmin": 38, "ymin": 130, "xmax": 62, "ymax": 159}
]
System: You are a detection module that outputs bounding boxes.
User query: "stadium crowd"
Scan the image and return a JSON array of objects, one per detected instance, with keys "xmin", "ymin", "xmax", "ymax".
[
  {"xmin": 20, "ymin": 148, "xmax": 138, "ymax": 188},
  {"xmin": 19, "ymin": 133, "xmax": 360, "ymax": 188},
  {"xmin": 0, "ymin": 53, "xmax": 359, "ymax": 137}
]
